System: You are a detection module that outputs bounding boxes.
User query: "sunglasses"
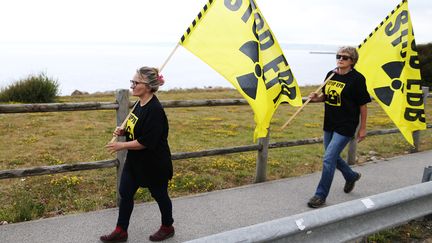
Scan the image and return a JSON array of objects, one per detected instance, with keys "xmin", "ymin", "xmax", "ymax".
[
  {"xmin": 336, "ymin": 54, "xmax": 352, "ymax": 61},
  {"xmin": 130, "ymin": 80, "xmax": 145, "ymax": 86}
]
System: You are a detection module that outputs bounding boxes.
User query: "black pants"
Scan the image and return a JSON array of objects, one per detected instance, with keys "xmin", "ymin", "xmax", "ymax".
[{"xmin": 116, "ymin": 168, "xmax": 174, "ymax": 230}]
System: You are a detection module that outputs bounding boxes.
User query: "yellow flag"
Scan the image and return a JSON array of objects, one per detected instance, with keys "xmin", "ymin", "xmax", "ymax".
[
  {"xmin": 180, "ymin": 0, "xmax": 302, "ymax": 140},
  {"xmin": 356, "ymin": 0, "xmax": 426, "ymax": 145}
]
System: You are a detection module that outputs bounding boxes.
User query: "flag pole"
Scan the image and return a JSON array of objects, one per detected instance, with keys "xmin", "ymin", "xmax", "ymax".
[
  {"xmin": 109, "ymin": 101, "xmax": 137, "ymax": 143},
  {"xmin": 280, "ymin": 72, "xmax": 335, "ymax": 130},
  {"xmin": 108, "ymin": 42, "xmax": 181, "ymax": 143},
  {"xmin": 159, "ymin": 42, "xmax": 180, "ymax": 72}
]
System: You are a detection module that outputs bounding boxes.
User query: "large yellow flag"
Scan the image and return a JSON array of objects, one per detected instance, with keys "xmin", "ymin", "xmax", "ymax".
[
  {"xmin": 180, "ymin": 0, "xmax": 302, "ymax": 140},
  {"xmin": 356, "ymin": 0, "xmax": 426, "ymax": 145}
]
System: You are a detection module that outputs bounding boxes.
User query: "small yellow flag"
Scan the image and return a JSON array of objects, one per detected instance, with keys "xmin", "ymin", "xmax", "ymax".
[
  {"xmin": 356, "ymin": 0, "xmax": 426, "ymax": 145},
  {"xmin": 180, "ymin": 0, "xmax": 302, "ymax": 140}
]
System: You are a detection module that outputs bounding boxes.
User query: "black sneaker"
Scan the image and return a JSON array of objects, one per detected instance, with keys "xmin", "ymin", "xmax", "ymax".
[
  {"xmin": 344, "ymin": 172, "xmax": 361, "ymax": 193},
  {"xmin": 307, "ymin": 196, "xmax": 326, "ymax": 208}
]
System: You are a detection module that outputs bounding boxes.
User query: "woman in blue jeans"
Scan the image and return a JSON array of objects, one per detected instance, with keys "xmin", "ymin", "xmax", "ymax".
[{"xmin": 308, "ymin": 46, "xmax": 371, "ymax": 208}]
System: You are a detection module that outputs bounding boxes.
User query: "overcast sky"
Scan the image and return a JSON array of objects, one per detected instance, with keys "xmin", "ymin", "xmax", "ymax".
[{"xmin": 1, "ymin": 0, "xmax": 431, "ymax": 45}]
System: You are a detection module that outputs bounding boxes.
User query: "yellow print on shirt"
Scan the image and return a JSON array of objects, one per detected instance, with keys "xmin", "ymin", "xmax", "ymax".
[
  {"xmin": 125, "ymin": 113, "xmax": 138, "ymax": 140},
  {"xmin": 325, "ymin": 80, "xmax": 345, "ymax": 107}
]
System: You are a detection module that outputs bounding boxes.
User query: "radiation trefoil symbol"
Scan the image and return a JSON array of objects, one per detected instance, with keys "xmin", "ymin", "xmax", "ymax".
[
  {"xmin": 236, "ymin": 41, "xmax": 262, "ymax": 100},
  {"xmin": 374, "ymin": 61, "xmax": 405, "ymax": 106},
  {"xmin": 327, "ymin": 90, "xmax": 341, "ymax": 106}
]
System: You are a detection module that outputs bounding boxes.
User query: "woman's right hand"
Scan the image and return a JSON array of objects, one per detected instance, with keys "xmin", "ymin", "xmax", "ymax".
[
  {"xmin": 309, "ymin": 92, "xmax": 319, "ymax": 101},
  {"xmin": 113, "ymin": 127, "xmax": 125, "ymax": 136}
]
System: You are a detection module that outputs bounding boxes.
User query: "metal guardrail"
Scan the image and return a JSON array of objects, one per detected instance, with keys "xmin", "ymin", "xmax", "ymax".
[{"xmin": 185, "ymin": 180, "xmax": 432, "ymax": 243}]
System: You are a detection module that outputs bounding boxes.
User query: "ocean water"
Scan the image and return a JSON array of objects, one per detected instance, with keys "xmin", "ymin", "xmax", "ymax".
[{"xmin": 0, "ymin": 42, "xmax": 337, "ymax": 95}]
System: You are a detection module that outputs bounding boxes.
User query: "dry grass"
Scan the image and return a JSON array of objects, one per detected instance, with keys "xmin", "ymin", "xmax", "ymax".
[{"xmin": 0, "ymin": 87, "xmax": 431, "ymax": 240}]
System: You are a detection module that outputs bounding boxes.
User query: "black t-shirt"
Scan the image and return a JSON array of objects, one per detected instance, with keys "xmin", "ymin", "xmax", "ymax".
[
  {"xmin": 322, "ymin": 69, "xmax": 371, "ymax": 137},
  {"xmin": 124, "ymin": 95, "xmax": 173, "ymax": 187}
]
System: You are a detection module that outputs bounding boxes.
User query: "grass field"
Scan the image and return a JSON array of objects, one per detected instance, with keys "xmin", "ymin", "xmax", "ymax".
[{"xmin": 1, "ymin": 87, "xmax": 431, "ymax": 241}]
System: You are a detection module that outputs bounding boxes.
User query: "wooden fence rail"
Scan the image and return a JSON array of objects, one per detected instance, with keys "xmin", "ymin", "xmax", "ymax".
[
  {"xmin": 0, "ymin": 102, "xmax": 118, "ymax": 113},
  {"xmin": 0, "ymin": 160, "xmax": 118, "ymax": 179},
  {"xmin": 1, "ymin": 125, "xmax": 431, "ymax": 180},
  {"xmin": 0, "ymin": 99, "xmax": 250, "ymax": 114},
  {"xmin": 0, "ymin": 89, "xmax": 430, "ymax": 203}
]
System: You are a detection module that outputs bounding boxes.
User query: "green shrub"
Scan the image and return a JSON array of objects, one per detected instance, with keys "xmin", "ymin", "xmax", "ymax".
[
  {"xmin": 418, "ymin": 43, "xmax": 432, "ymax": 88},
  {"xmin": 0, "ymin": 73, "xmax": 59, "ymax": 103}
]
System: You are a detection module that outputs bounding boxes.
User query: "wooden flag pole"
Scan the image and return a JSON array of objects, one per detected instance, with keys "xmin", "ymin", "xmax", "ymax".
[
  {"xmin": 280, "ymin": 72, "xmax": 335, "ymax": 130},
  {"xmin": 159, "ymin": 42, "xmax": 180, "ymax": 72},
  {"xmin": 108, "ymin": 43, "xmax": 181, "ymax": 143},
  {"xmin": 109, "ymin": 101, "xmax": 138, "ymax": 143}
]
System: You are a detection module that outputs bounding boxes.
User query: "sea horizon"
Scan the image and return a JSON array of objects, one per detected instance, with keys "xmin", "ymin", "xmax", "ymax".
[{"xmin": 0, "ymin": 41, "xmax": 339, "ymax": 95}]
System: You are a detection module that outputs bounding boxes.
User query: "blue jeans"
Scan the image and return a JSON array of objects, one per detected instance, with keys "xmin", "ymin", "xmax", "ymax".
[{"xmin": 314, "ymin": 131, "xmax": 358, "ymax": 199}]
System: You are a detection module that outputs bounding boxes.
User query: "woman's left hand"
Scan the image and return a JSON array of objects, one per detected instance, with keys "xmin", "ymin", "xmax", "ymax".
[
  {"xmin": 105, "ymin": 142, "xmax": 125, "ymax": 153},
  {"xmin": 357, "ymin": 129, "xmax": 367, "ymax": 143}
]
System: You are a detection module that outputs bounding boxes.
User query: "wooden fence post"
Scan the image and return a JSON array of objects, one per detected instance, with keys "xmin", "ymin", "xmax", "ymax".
[
  {"xmin": 255, "ymin": 129, "xmax": 270, "ymax": 183},
  {"xmin": 412, "ymin": 86, "xmax": 430, "ymax": 152},
  {"xmin": 115, "ymin": 89, "xmax": 130, "ymax": 206}
]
